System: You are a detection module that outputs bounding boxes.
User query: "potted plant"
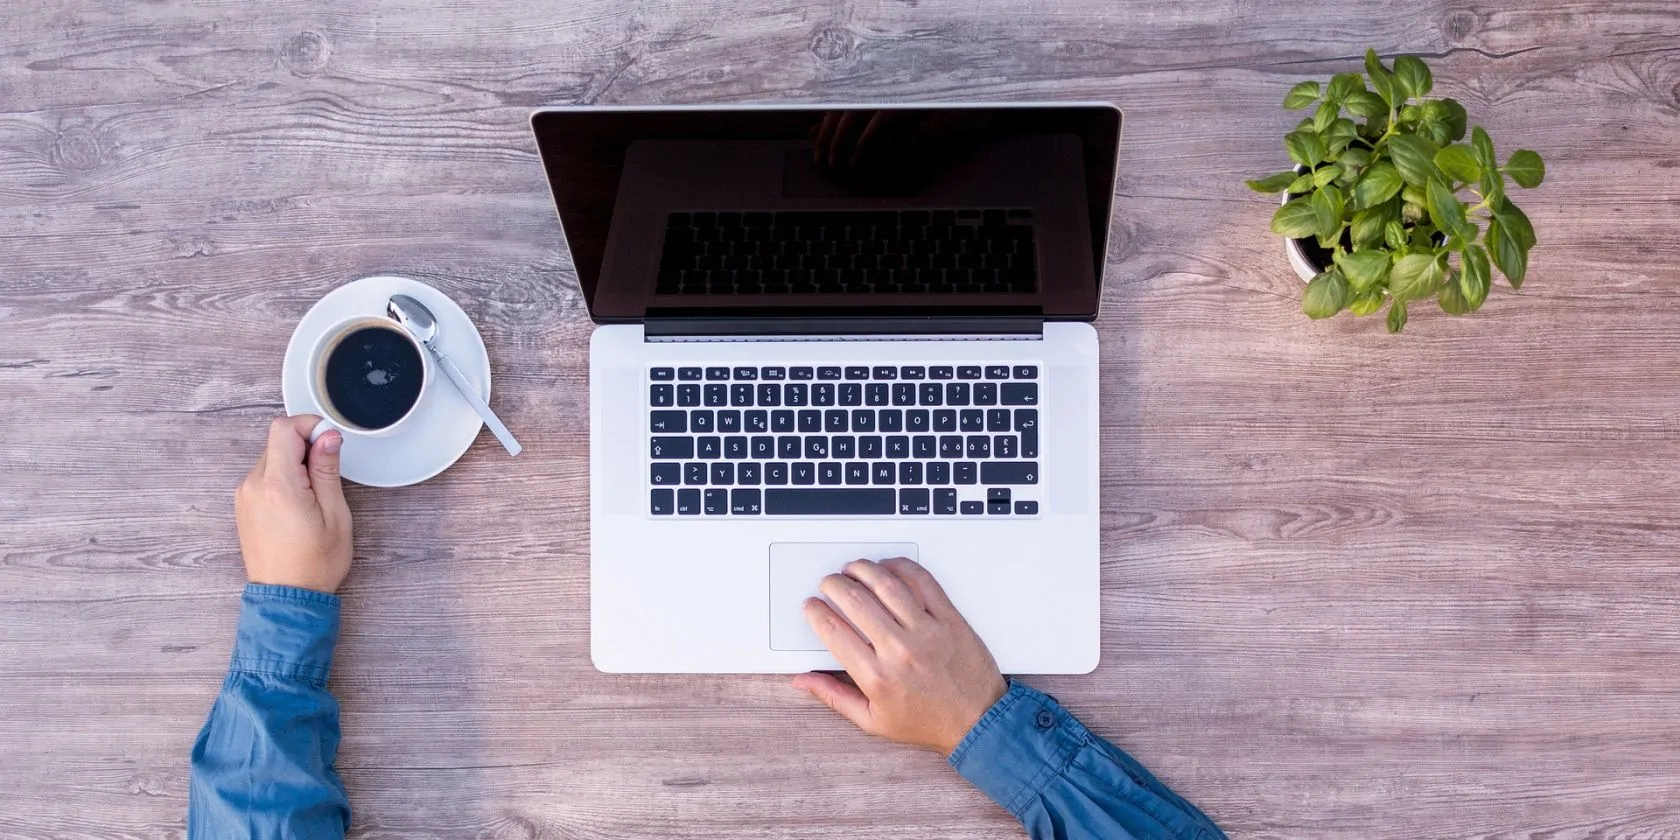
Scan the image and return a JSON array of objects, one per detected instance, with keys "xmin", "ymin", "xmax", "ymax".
[{"xmin": 1247, "ymin": 50, "xmax": 1545, "ymax": 332}]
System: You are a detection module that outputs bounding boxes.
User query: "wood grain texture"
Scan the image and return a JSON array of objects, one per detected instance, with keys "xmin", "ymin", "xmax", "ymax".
[{"xmin": 3, "ymin": 0, "xmax": 1680, "ymax": 837}]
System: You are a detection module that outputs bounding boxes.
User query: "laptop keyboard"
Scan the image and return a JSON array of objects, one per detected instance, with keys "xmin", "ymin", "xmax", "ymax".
[
  {"xmin": 654, "ymin": 209, "xmax": 1038, "ymax": 296},
  {"xmin": 647, "ymin": 364, "xmax": 1042, "ymax": 518}
]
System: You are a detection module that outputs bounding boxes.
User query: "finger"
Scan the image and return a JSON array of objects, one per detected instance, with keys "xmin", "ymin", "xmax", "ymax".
[
  {"xmin": 842, "ymin": 559, "xmax": 929, "ymax": 626},
  {"xmin": 261, "ymin": 416, "xmax": 312, "ymax": 489},
  {"xmin": 791, "ymin": 671, "xmax": 874, "ymax": 731},
  {"xmin": 306, "ymin": 430, "xmax": 348, "ymax": 512},
  {"xmin": 819, "ymin": 572, "xmax": 903, "ymax": 641},
  {"xmin": 849, "ymin": 112, "xmax": 891, "ymax": 168},
  {"xmin": 813, "ymin": 112, "xmax": 842, "ymax": 163},
  {"xmin": 827, "ymin": 111, "xmax": 866, "ymax": 169},
  {"xmin": 880, "ymin": 556, "xmax": 962, "ymax": 620},
  {"xmin": 802, "ymin": 597, "xmax": 878, "ymax": 680}
]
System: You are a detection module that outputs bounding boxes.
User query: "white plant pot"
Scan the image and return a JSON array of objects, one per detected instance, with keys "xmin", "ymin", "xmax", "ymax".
[{"xmin": 1284, "ymin": 234, "xmax": 1323, "ymax": 283}]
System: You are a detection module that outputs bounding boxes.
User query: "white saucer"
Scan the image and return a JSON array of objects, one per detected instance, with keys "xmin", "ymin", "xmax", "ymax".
[{"xmin": 281, "ymin": 276, "xmax": 491, "ymax": 487}]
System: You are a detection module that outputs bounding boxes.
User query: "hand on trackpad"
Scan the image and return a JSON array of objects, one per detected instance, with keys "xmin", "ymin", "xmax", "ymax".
[{"xmin": 769, "ymin": 542, "xmax": 918, "ymax": 651}]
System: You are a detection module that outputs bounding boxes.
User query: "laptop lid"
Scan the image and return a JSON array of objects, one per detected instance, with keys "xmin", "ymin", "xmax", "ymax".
[{"xmin": 531, "ymin": 104, "xmax": 1122, "ymax": 325}]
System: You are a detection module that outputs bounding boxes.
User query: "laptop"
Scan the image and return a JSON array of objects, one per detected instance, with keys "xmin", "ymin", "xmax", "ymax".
[{"xmin": 530, "ymin": 104, "xmax": 1122, "ymax": 673}]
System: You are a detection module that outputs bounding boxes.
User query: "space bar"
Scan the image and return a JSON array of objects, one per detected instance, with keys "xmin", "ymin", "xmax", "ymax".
[{"xmin": 765, "ymin": 489, "xmax": 896, "ymax": 515}]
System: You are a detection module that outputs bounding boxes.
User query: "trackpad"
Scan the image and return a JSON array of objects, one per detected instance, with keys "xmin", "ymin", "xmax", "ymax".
[{"xmin": 769, "ymin": 542, "xmax": 919, "ymax": 651}]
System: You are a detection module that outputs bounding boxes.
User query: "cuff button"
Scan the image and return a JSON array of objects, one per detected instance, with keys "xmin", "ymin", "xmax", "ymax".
[{"xmin": 1035, "ymin": 710, "xmax": 1056, "ymax": 730}]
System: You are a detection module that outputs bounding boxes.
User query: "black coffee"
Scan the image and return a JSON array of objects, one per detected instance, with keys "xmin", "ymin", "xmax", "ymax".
[{"xmin": 322, "ymin": 325, "xmax": 424, "ymax": 430}]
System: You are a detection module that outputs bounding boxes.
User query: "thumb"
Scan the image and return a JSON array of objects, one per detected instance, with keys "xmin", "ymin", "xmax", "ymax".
[
  {"xmin": 306, "ymin": 431, "xmax": 347, "ymax": 509},
  {"xmin": 792, "ymin": 672, "xmax": 875, "ymax": 733}
]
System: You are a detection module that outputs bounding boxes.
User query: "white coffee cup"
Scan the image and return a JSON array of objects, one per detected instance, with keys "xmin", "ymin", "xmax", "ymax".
[{"xmin": 302, "ymin": 315, "xmax": 432, "ymax": 444}]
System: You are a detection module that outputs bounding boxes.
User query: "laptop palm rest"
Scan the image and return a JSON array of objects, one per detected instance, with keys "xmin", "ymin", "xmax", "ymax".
[{"xmin": 768, "ymin": 542, "xmax": 919, "ymax": 651}]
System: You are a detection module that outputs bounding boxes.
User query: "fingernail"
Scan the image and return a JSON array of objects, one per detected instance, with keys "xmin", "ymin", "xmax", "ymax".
[{"xmin": 321, "ymin": 433, "xmax": 342, "ymax": 454}]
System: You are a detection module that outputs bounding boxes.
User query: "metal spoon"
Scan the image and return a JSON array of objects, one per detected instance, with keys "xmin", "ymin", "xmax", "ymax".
[{"xmin": 387, "ymin": 294, "xmax": 522, "ymax": 457}]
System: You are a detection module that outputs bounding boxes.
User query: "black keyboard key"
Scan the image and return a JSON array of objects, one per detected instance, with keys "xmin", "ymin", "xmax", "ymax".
[
  {"xmin": 933, "ymin": 410, "xmax": 958, "ymax": 432},
  {"xmin": 772, "ymin": 410, "xmax": 795, "ymax": 433},
  {"xmin": 939, "ymin": 435, "xmax": 965, "ymax": 457},
  {"xmin": 818, "ymin": 462, "xmax": 842, "ymax": 485},
  {"xmin": 930, "ymin": 366, "xmax": 955, "ymax": 380},
  {"xmin": 711, "ymin": 462, "xmax": 735, "ymax": 485},
  {"xmin": 899, "ymin": 488, "xmax": 931, "ymax": 514},
  {"xmin": 973, "ymin": 382, "xmax": 997, "ymax": 405},
  {"xmin": 890, "ymin": 383, "xmax": 914, "ymax": 406},
  {"xmin": 960, "ymin": 500, "xmax": 983, "ymax": 515},
  {"xmin": 872, "ymin": 462, "xmax": 895, "ymax": 484},
  {"xmin": 845, "ymin": 462, "xmax": 870, "ymax": 485},
  {"xmin": 1013, "ymin": 365, "xmax": 1038, "ymax": 379},
  {"xmin": 766, "ymin": 488, "xmax": 895, "ymax": 515},
  {"xmin": 907, "ymin": 409, "xmax": 930, "ymax": 432},
  {"xmin": 718, "ymin": 410, "xmax": 741, "ymax": 433},
  {"xmin": 790, "ymin": 366, "xmax": 814, "ymax": 380},
  {"xmin": 956, "ymin": 462, "xmax": 978, "ymax": 484},
  {"xmin": 746, "ymin": 410, "xmax": 769, "ymax": 433},
  {"xmin": 986, "ymin": 408, "xmax": 1011, "ymax": 432},
  {"xmin": 995, "ymin": 435, "xmax": 1018, "ymax": 458},
  {"xmin": 825, "ymin": 409, "xmax": 849, "ymax": 432},
  {"xmin": 651, "ymin": 437, "xmax": 694, "ymax": 459},
  {"xmin": 762, "ymin": 367, "xmax": 786, "ymax": 381},
  {"xmin": 927, "ymin": 462, "xmax": 950, "ymax": 485},
  {"xmin": 981, "ymin": 461, "xmax": 1039, "ymax": 484},
  {"xmin": 650, "ymin": 410, "xmax": 686, "ymax": 433},
  {"xmin": 777, "ymin": 436, "xmax": 801, "ymax": 459},
  {"xmin": 886, "ymin": 436, "xmax": 910, "ymax": 459},
  {"xmin": 879, "ymin": 409, "xmax": 903, "ymax": 432},
  {"xmin": 935, "ymin": 488, "xmax": 957, "ymax": 514},
  {"xmin": 691, "ymin": 410, "xmax": 715, "ymax": 434},
  {"xmin": 706, "ymin": 367, "xmax": 730, "ymax": 380},
  {"xmin": 732, "ymin": 489, "xmax": 764, "ymax": 515},
  {"xmin": 860, "ymin": 436, "xmax": 883, "ymax": 458},
  {"xmin": 704, "ymin": 489, "xmax": 728, "ymax": 514},
  {"xmin": 652, "ymin": 367, "xmax": 676, "ymax": 381},
  {"xmin": 985, "ymin": 365, "xmax": 1010, "ymax": 379},
  {"xmin": 785, "ymin": 384, "xmax": 809, "ymax": 406},
  {"xmin": 733, "ymin": 366, "xmax": 758, "ymax": 380},
  {"xmin": 684, "ymin": 462, "xmax": 708, "ymax": 485},
  {"xmin": 1017, "ymin": 409, "xmax": 1039, "ymax": 457},
  {"xmin": 725, "ymin": 436, "xmax": 749, "ymax": 459},
  {"xmin": 678, "ymin": 384, "xmax": 701, "ymax": 406},
  {"xmin": 651, "ymin": 488, "xmax": 675, "ymax": 515},
  {"xmin": 651, "ymin": 463, "xmax": 681, "ymax": 485},
  {"xmin": 966, "ymin": 435, "xmax": 991, "ymax": 458},
  {"xmin": 1001, "ymin": 382, "xmax": 1039, "ymax": 405},
  {"xmin": 805, "ymin": 436, "xmax": 829, "ymax": 459},
  {"xmin": 873, "ymin": 366, "xmax": 897, "ymax": 380},
  {"xmin": 766, "ymin": 462, "xmax": 789, "ymax": 485},
  {"xmin": 960, "ymin": 410, "xmax": 984, "ymax": 432},
  {"xmin": 946, "ymin": 383, "xmax": 971, "ymax": 406},
  {"xmin": 899, "ymin": 462, "xmax": 923, "ymax": 485},
  {"xmin": 798, "ymin": 410, "xmax": 822, "ymax": 433},
  {"xmin": 918, "ymin": 383, "xmax": 943, "ymax": 406},
  {"xmin": 913, "ymin": 436, "xmax": 937, "ymax": 458},
  {"xmin": 739, "ymin": 463, "xmax": 762, "ymax": 485},
  {"xmin": 813, "ymin": 383, "xmax": 836, "ymax": 406},
  {"xmin": 957, "ymin": 366, "xmax": 983, "ymax": 380},
  {"xmin": 840, "ymin": 383, "xmax": 864, "ymax": 406},
  {"xmin": 751, "ymin": 436, "xmax": 775, "ymax": 458},
  {"xmin": 678, "ymin": 367, "xmax": 703, "ymax": 381},
  {"xmin": 753, "ymin": 383, "xmax": 778, "ymax": 406},
  {"xmin": 678, "ymin": 489, "xmax": 702, "ymax": 515},
  {"xmin": 705, "ymin": 384, "xmax": 728, "ymax": 407},
  {"xmin": 792, "ymin": 463, "xmax": 817, "ymax": 485},
  {"xmin": 852, "ymin": 410, "xmax": 876, "ymax": 433},
  {"xmin": 1014, "ymin": 500, "xmax": 1039, "ymax": 515},
  {"xmin": 833, "ymin": 435, "xmax": 856, "ymax": 458},
  {"xmin": 818, "ymin": 366, "xmax": 843, "ymax": 380},
  {"xmin": 845, "ymin": 366, "xmax": 870, "ymax": 379},
  {"xmin": 651, "ymin": 384, "xmax": 674, "ymax": 407},
  {"xmin": 865, "ymin": 383, "xmax": 890, "ymax": 406},
  {"xmin": 698, "ymin": 436, "xmax": 721, "ymax": 459}
]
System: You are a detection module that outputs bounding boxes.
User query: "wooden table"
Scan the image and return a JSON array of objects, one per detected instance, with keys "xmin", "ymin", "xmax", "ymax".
[{"xmin": 4, "ymin": 2, "xmax": 1679, "ymax": 837}]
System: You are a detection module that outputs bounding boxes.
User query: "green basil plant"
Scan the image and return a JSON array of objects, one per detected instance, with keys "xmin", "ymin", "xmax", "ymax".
[{"xmin": 1248, "ymin": 50, "xmax": 1544, "ymax": 332}]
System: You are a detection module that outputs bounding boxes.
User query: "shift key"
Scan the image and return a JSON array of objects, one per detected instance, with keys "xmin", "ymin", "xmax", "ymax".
[{"xmin": 980, "ymin": 461, "xmax": 1039, "ymax": 484}]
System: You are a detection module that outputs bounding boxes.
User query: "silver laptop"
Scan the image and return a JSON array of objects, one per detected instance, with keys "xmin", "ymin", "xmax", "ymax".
[{"xmin": 531, "ymin": 104, "xmax": 1122, "ymax": 673}]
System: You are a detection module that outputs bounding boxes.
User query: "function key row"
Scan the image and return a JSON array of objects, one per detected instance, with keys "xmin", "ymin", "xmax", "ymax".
[{"xmin": 651, "ymin": 365, "xmax": 1038, "ymax": 382}]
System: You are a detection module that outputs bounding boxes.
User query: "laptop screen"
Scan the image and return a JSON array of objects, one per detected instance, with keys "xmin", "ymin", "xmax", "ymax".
[{"xmin": 531, "ymin": 105, "xmax": 1121, "ymax": 323}]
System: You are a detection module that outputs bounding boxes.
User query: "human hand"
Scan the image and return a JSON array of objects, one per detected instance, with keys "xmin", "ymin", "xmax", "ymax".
[
  {"xmin": 234, "ymin": 415, "xmax": 353, "ymax": 594},
  {"xmin": 792, "ymin": 557, "xmax": 1008, "ymax": 755}
]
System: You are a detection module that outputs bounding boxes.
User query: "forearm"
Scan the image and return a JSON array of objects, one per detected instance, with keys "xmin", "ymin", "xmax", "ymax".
[
  {"xmin": 950, "ymin": 683, "xmax": 1224, "ymax": 840},
  {"xmin": 189, "ymin": 584, "xmax": 352, "ymax": 839}
]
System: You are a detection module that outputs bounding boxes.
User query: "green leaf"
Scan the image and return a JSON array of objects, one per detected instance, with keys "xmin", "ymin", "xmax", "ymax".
[
  {"xmin": 1324, "ymin": 118, "xmax": 1359, "ymax": 153},
  {"xmin": 1302, "ymin": 268, "xmax": 1350, "ymax": 319},
  {"xmin": 1365, "ymin": 49, "xmax": 1399, "ymax": 106},
  {"xmin": 1493, "ymin": 197, "xmax": 1536, "ymax": 249},
  {"xmin": 1471, "ymin": 126, "xmax": 1496, "ymax": 171},
  {"xmin": 1399, "ymin": 104, "xmax": 1423, "ymax": 124},
  {"xmin": 1271, "ymin": 199, "xmax": 1320, "ymax": 238},
  {"xmin": 1388, "ymin": 134, "xmax": 1444, "ymax": 187},
  {"xmin": 1435, "ymin": 144, "xmax": 1482, "ymax": 183},
  {"xmin": 1286, "ymin": 131, "xmax": 1326, "ymax": 167},
  {"xmin": 1393, "ymin": 55, "xmax": 1433, "ymax": 99},
  {"xmin": 1336, "ymin": 249, "xmax": 1392, "ymax": 291},
  {"xmin": 1461, "ymin": 243, "xmax": 1491, "ymax": 309},
  {"xmin": 1385, "ymin": 220, "xmax": 1408, "ymax": 250},
  {"xmin": 1344, "ymin": 91, "xmax": 1388, "ymax": 119},
  {"xmin": 1387, "ymin": 298, "xmax": 1409, "ymax": 333},
  {"xmin": 1504, "ymin": 149, "xmax": 1545, "ymax": 188},
  {"xmin": 1247, "ymin": 170, "xmax": 1300, "ymax": 194},
  {"xmin": 1439, "ymin": 98, "xmax": 1468, "ymax": 141},
  {"xmin": 1311, "ymin": 183, "xmax": 1346, "ymax": 241},
  {"xmin": 1437, "ymin": 274, "xmax": 1471, "ymax": 314},
  {"xmin": 1390, "ymin": 252, "xmax": 1445, "ymax": 301},
  {"xmin": 1352, "ymin": 162, "xmax": 1404, "ymax": 210},
  {"xmin": 1351, "ymin": 206, "xmax": 1389, "ymax": 249},
  {"xmin": 1328, "ymin": 72, "xmax": 1366, "ymax": 102},
  {"xmin": 1339, "ymin": 147, "xmax": 1372, "ymax": 171},
  {"xmin": 1313, "ymin": 165, "xmax": 1340, "ymax": 187},
  {"xmin": 1287, "ymin": 173, "xmax": 1316, "ymax": 194},
  {"xmin": 1348, "ymin": 291, "xmax": 1384, "ymax": 316},
  {"xmin": 1487, "ymin": 218, "xmax": 1528, "ymax": 288},
  {"xmin": 1479, "ymin": 166, "xmax": 1505, "ymax": 207},
  {"xmin": 1284, "ymin": 81, "xmax": 1322, "ymax": 110},
  {"xmin": 1313, "ymin": 100, "xmax": 1339, "ymax": 132},
  {"xmin": 1427, "ymin": 178, "xmax": 1471, "ymax": 240}
]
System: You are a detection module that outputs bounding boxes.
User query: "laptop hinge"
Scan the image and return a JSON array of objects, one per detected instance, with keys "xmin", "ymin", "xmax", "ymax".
[{"xmin": 643, "ymin": 316, "xmax": 1043, "ymax": 342}]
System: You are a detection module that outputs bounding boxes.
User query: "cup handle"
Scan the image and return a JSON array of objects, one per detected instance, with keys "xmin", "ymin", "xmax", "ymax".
[{"xmin": 306, "ymin": 417, "xmax": 338, "ymax": 444}]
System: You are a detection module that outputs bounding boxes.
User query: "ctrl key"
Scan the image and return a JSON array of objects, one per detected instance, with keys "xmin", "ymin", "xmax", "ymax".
[{"xmin": 676, "ymin": 489, "xmax": 701, "ymax": 515}]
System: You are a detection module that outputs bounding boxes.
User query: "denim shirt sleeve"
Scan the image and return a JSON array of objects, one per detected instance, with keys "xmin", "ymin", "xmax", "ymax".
[
  {"xmin": 949, "ymin": 682, "xmax": 1225, "ymax": 840},
  {"xmin": 188, "ymin": 583, "xmax": 352, "ymax": 839}
]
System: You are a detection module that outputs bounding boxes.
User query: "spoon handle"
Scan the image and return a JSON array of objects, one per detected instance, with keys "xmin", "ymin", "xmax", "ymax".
[{"xmin": 428, "ymin": 343, "xmax": 522, "ymax": 457}]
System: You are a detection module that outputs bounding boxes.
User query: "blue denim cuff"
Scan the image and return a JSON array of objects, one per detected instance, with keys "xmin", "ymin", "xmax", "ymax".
[
  {"xmin": 229, "ymin": 583, "xmax": 341, "ymax": 686},
  {"xmin": 948, "ymin": 681, "xmax": 1089, "ymax": 819}
]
